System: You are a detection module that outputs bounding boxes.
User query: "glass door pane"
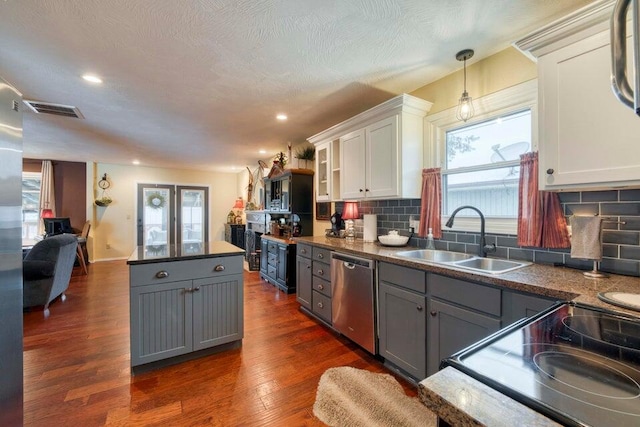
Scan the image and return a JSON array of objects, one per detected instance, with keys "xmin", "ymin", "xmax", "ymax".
[
  {"xmin": 177, "ymin": 186, "xmax": 208, "ymax": 245},
  {"xmin": 137, "ymin": 184, "xmax": 175, "ymax": 246}
]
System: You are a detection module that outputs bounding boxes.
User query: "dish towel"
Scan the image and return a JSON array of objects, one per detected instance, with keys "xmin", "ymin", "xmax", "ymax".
[{"xmin": 570, "ymin": 216, "xmax": 602, "ymax": 260}]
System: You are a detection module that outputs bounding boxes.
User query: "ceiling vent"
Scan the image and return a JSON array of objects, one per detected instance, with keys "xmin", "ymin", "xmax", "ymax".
[{"xmin": 23, "ymin": 100, "xmax": 84, "ymax": 119}]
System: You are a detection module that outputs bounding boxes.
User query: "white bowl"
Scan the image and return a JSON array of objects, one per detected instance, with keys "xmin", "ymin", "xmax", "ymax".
[{"xmin": 378, "ymin": 234, "xmax": 410, "ymax": 246}]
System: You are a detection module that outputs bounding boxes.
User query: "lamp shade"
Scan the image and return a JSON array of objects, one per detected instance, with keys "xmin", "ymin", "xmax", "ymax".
[
  {"xmin": 41, "ymin": 208, "xmax": 54, "ymax": 218},
  {"xmin": 233, "ymin": 198, "xmax": 244, "ymax": 209},
  {"xmin": 342, "ymin": 202, "xmax": 359, "ymax": 220}
]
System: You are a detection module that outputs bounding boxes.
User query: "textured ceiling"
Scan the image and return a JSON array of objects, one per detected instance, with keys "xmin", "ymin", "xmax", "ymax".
[{"xmin": 0, "ymin": 0, "xmax": 593, "ymax": 172}]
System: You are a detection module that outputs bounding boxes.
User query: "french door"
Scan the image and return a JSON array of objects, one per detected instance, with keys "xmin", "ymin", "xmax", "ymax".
[{"xmin": 137, "ymin": 184, "xmax": 208, "ymax": 246}]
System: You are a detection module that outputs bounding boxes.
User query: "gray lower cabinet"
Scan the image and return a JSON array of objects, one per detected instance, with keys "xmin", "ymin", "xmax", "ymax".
[
  {"xmin": 378, "ymin": 281, "xmax": 427, "ymax": 379},
  {"xmin": 296, "ymin": 243, "xmax": 312, "ymax": 310},
  {"xmin": 427, "ymin": 299, "xmax": 501, "ymax": 376},
  {"xmin": 427, "ymin": 273, "xmax": 502, "ymax": 376},
  {"xmin": 502, "ymin": 290, "xmax": 557, "ymax": 326},
  {"xmin": 129, "ymin": 255, "xmax": 243, "ymax": 368},
  {"xmin": 310, "ymin": 247, "xmax": 332, "ymax": 323}
]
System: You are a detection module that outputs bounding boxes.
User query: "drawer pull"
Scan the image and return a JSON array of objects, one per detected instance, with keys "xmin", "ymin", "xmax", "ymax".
[
  {"xmin": 317, "ymin": 302, "xmax": 324, "ymax": 309},
  {"xmin": 318, "ymin": 284, "xmax": 324, "ymax": 290},
  {"xmin": 430, "ymin": 311, "xmax": 437, "ymax": 317},
  {"xmin": 416, "ymin": 305, "xmax": 423, "ymax": 311},
  {"xmin": 301, "ymin": 249, "xmax": 307, "ymax": 254},
  {"xmin": 317, "ymin": 269, "xmax": 324, "ymax": 276},
  {"xmin": 317, "ymin": 253, "xmax": 324, "ymax": 259},
  {"xmin": 214, "ymin": 265, "xmax": 225, "ymax": 272},
  {"xmin": 184, "ymin": 288, "xmax": 192, "ymax": 293},
  {"xmin": 156, "ymin": 271, "xmax": 169, "ymax": 279}
]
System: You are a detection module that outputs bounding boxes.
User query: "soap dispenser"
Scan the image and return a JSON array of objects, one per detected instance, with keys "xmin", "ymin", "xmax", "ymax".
[{"xmin": 426, "ymin": 228, "xmax": 435, "ymax": 249}]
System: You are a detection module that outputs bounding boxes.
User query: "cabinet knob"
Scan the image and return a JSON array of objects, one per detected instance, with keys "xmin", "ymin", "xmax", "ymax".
[
  {"xmin": 365, "ymin": 188, "xmax": 369, "ymax": 192},
  {"xmin": 546, "ymin": 168, "xmax": 554, "ymax": 175},
  {"xmin": 301, "ymin": 249, "xmax": 307, "ymax": 254},
  {"xmin": 359, "ymin": 188, "xmax": 364, "ymax": 192},
  {"xmin": 317, "ymin": 302, "xmax": 324, "ymax": 309},
  {"xmin": 155, "ymin": 271, "xmax": 169, "ymax": 279},
  {"xmin": 318, "ymin": 253, "xmax": 324, "ymax": 259},
  {"xmin": 416, "ymin": 305, "xmax": 423, "ymax": 311},
  {"xmin": 430, "ymin": 311, "xmax": 437, "ymax": 317},
  {"xmin": 193, "ymin": 286, "xmax": 200, "ymax": 292},
  {"xmin": 307, "ymin": 265, "xmax": 311, "ymax": 269},
  {"xmin": 318, "ymin": 284, "xmax": 324, "ymax": 290},
  {"xmin": 214, "ymin": 265, "xmax": 225, "ymax": 272},
  {"xmin": 317, "ymin": 269, "xmax": 324, "ymax": 276}
]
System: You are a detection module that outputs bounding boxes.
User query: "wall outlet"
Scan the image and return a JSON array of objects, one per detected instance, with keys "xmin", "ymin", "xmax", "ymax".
[{"xmin": 409, "ymin": 217, "xmax": 420, "ymax": 231}]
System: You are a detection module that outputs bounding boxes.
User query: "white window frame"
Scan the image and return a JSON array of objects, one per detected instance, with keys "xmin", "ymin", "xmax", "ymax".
[
  {"xmin": 423, "ymin": 79, "xmax": 538, "ymax": 235},
  {"xmin": 22, "ymin": 171, "xmax": 42, "ymax": 239}
]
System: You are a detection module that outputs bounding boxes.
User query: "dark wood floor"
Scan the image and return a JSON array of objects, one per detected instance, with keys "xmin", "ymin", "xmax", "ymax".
[{"xmin": 23, "ymin": 260, "xmax": 416, "ymax": 426}]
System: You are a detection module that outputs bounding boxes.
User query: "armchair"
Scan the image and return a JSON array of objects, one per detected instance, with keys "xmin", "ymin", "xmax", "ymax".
[{"xmin": 23, "ymin": 234, "xmax": 78, "ymax": 315}]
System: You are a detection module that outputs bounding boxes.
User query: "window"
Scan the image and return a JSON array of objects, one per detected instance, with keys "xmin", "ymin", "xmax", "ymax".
[
  {"xmin": 22, "ymin": 172, "xmax": 42, "ymax": 239},
  {"xmin": 424, "ymin": 80, "xmax": 538, "ymax": 234}
]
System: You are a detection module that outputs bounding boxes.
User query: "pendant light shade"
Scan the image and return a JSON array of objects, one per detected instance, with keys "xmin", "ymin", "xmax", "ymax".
[{"xmin": 455, "ymin": 49, "xmax": 475, "ymax": 122}]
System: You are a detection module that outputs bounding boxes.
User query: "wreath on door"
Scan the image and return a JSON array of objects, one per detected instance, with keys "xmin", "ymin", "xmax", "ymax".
[{"xmin": 146, "ymin": 192, "xmax": 166, "ymax": 209}]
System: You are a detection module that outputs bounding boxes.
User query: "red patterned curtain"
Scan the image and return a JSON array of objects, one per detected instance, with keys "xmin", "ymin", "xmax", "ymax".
[
  {"xmin": 517, "ymin": 152, "xmax": 570, "ymax": 248},
  {"xmin": 418, "ymin": 168, "xmax": 442, "ymax": 238},
  {"xmin": 541, "ymin": 191, "xmax": 571, "ymax": 248}
]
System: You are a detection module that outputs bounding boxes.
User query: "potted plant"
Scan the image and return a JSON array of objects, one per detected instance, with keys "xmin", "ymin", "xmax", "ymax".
[
  {"xmin": 295, "ymin": 146, "xmax": 315, "ymax": 169},
  {"xmin": 95, "ymin": 196, "xmax": 112, "ymax": 207}
]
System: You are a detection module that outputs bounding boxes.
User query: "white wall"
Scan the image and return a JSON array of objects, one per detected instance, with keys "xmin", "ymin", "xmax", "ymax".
[{"xmin": 89, "ymin": 162, "xmax": 239, "ymax": 261}]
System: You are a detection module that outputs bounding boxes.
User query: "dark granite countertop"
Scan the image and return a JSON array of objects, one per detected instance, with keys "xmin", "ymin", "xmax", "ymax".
[
  {"xmin": 294, "ymin": 236, "xmax": 640, "ymax": 316},
  {"xmin": 127, "ymin": 241, "xmax": 244, "ymax": 265}
]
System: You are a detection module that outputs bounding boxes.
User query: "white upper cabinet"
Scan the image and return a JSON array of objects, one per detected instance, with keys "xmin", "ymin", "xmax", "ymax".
[
  {"xmin": 516, "ymin": 1, "xmax": 640, "ymax": 190},
  {"xmin": 308, "ymin": 94, "xmax": 432, "ymax": 201}
]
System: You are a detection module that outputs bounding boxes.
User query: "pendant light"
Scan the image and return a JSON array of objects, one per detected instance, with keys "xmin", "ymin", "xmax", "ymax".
[{"xmin": 455, "ymin": 49, "xmax": 475, "ymax": 122}]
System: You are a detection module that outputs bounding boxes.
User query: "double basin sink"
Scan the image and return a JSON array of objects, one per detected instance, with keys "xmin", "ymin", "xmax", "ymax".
[{"xmin": 394, "ymin": 249, "xmax": 530, "ymax": 275}]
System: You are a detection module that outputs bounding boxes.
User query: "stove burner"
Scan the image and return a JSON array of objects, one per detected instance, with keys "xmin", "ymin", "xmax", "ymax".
[
  {"xmin": 533, "ymin": 347, "xmax": 640, "ymax": 400},
  {"xmin": 561, "ymin": 315, "xmax": 640, "ymax": 352}
]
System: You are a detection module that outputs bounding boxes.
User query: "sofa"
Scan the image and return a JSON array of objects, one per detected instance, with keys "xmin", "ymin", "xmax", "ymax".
[{"xmin": 23, "ymin": 234, "xmax": 78, "ymax": 315}]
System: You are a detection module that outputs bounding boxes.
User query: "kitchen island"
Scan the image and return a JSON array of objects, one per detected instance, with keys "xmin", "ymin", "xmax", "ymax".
[
  {"xmin": 127, "ymin": 241, "xmax": 244, "ymax": 373},
  {"xmin": 294, "ymin": 236, "xmax": 640, "ymax": 426}
]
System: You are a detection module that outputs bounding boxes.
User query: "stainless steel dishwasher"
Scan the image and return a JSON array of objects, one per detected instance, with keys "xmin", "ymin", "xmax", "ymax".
[{"xmin": 331, "ymin": 252, "xmax": 375, "ymax": 354}]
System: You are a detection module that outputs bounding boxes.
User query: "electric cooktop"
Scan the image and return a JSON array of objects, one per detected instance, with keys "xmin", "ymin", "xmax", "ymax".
[{"xmin": 444, "ymin": 302, "xmax": 640, "ymax": 427}]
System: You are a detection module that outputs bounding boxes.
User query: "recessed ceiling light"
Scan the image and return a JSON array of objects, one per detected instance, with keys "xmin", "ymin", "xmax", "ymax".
[
  {"xmin": 132, "ymin": 160, "xmax": 140, "ymax": 165},
  {"xmin": 82, "ymin": 74, "xmax": 103, "ymax": 84},
  {"xmin": 276, "ymin": 113, "xmax": 287, "ymax": 121},
  {"xmin": 259, "ymin": 149, "xmax": 267, "ymax": 154}
]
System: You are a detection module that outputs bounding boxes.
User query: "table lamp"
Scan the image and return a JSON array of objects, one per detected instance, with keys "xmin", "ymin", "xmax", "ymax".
[{"xmin": 342, "ymin": 202, "xmax": 359, "ymax": 242}]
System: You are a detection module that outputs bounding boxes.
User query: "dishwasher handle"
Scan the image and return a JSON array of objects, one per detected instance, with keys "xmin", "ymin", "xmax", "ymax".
[{"xmin": 331, "ymin": 252, "xmax": 374, "ymax": 269}]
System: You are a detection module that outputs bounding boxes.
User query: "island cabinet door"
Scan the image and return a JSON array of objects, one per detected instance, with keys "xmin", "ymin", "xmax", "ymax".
[
  {"xmin": 130, "ymin": 280, "xmax": 193, "ymax": 366},
  {"xmin": 192, "ymin": 273, "xmax": 244, "ymax": 351},
  {"xmin": 378, "ymin": 282, "xmax": 427, "ymax": 380}
]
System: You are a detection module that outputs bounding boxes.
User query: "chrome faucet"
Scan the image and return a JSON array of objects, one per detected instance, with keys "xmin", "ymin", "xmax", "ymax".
[{"xmin": 445, "ymin": 205, "xmax": 496, "ymax": 258}]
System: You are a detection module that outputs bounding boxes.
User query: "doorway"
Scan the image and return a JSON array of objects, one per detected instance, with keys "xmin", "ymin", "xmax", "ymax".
[{"xmin": 137, "ymin": 184, "xmax": 209, "ymax": 246}]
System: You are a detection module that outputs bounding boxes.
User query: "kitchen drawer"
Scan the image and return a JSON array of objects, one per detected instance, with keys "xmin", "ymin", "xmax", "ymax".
[
  {"xmin": 267, "ymin": 263, "xmax": 277, "ymax": 278},
  {"xmin": 267, "ymin": 252, "xmax": 278, "ymax": 266},
  {"xmin": 429, "ymin": 273, "xmax": 501, "ymax": 317},
  {"xmin": 312, "ymin": 247, "xmax": 331, "ymax": 263},
  {"xmin": 267, "ymin": 242, "xmax": 278, "ymax": 253},
  {"xmin": 297, "ymin": 243, "xmax": 312, "ymax": 259},
  {"xmin": 130, "ymin": 256, "xmax": 243, "ymax": 287},
  {"xmin": 312, "ymin": 290, "xmax": 332, "ymax": 323},
  {"xmin": 312, "ymin": 260, "xmax": 330, "ymax": 280},
  {"xmin": 312, "ymin": 276, "xmax": 331, "ymax": 297},
  {"xmin": 378, "ymin": 262, "xmax": 426, "ymax": 294}
]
